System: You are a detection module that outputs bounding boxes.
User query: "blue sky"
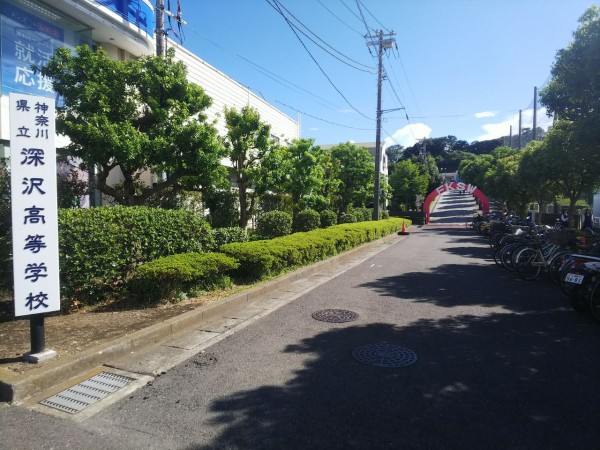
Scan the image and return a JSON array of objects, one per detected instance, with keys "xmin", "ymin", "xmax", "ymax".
[{"xmin": 175, "ymin": 0, "xmax": 595, "ymax": 148}]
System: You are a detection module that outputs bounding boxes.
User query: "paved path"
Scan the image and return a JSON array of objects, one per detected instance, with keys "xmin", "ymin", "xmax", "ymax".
[
  {"xmin": 2, "ymin": 206, "xmax": 600, "ymax": 448},
  {"xmin": 429, "ymin": 189, "xmax": 478, "ymax": 226}
]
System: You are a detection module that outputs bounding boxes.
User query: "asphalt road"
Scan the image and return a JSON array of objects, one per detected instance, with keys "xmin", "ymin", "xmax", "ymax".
[{"xmin": 2, "ymin": 193, "xmax": 600, "ymax": 449}]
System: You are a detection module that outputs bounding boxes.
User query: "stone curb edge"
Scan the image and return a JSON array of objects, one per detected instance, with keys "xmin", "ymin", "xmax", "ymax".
[{"xmin": 0, "ymin": 231, "xmax": 404, "ymax": 403}]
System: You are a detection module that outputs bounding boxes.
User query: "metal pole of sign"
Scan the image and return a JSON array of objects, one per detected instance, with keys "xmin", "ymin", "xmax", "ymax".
[{"xmin": 30, "ymin": 314, "xmax": 45, "ymax": 354}]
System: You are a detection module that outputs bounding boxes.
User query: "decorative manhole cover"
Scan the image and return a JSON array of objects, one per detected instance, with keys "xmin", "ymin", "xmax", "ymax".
[
  {"xmin": 312, "ymin": 309, "xmax": 359, "ymax": 323},
  {"xmin": 352, "ymin": 342, "xmax": 417, "ymax": 368}
]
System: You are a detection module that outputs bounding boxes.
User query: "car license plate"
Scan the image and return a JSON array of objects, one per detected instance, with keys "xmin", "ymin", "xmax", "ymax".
[{"xmin": 565, "ymin": 273, "xmax": 585, "ymax": 285}]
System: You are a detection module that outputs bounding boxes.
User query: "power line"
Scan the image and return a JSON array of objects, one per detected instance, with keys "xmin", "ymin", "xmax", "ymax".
[
  {"xmin": 181, "ymin": 21, "xmax": 342, "ymax": 111},
  {"xmin": 268, "ymin": 0, "xmax": 376, "ymax": 73},
  {"xmin": 316, "ymin": 0, "xmax": 364, "ymax": 36},
  {"xmin": 339, "ymin": 0, "xmax": 365, "ymax": 26},
  {"xmin": 276, "ymin": 101, "xmax": 373, "ymax": 130},
  {"xmin": 266, "ymin": 0, "xmax": 373, "ymax": 120},
  {"xmin": 357, "ymin": 0, "xmax": 390, "ymax": 33},
  {"xmin": 385, "ymin": 52, "xmax": 421, "ymax": 118},
  {"xmin": 354, "ymin": 0, "xmax": 375, "ymax": 38}
]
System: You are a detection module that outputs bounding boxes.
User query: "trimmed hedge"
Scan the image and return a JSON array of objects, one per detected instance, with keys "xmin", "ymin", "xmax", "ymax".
[
  {"xmin": 58, "ymin": 206, "xmax": 213, "ymax": 304},
  {"xmin": 127, "ymin": 252, "xmax": 239, "ymax": 303},
  {"xmin": 220, "ymin": 218, "xmax": 409, "ymax": 280}
]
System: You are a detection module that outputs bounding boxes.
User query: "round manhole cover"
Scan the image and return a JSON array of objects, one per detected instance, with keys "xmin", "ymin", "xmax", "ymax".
[
  {"xmin": 311, "ymin": 309, "xmax": 359, "ymax": 323},
  {"xmin": 352, "ymin": 342, "xmax": 417, "ymax": 368}
]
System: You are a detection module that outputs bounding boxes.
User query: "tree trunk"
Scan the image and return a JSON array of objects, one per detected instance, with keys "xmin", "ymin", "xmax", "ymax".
[{"xmin": 238, "ymin": 182, "xmax": 248, "ymax": 229}]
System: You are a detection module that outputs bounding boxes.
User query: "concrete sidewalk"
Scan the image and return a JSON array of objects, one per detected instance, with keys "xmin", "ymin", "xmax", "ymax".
[{"xmin": 0, "ymin": 230, "xmax": 409, "ymax": 404}]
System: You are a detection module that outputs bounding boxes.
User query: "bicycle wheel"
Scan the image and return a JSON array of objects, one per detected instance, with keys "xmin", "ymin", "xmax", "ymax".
[
  {"xmin": 589, "ymin": 279, "xmax": 600, "ymax": 323},
  {"xmin": 493, "ymin": 247, "xmax": 504, "ymax": 267},
  {"xmin": 516, "ymin": 248, "xmax": 542, "ymax": 281},
  {"xmin": 507, "ymin": 244, "xmax": 530, "ymax": 272},
  {"xmin": 548, "ymin": 251, "xmax": 571, "ymax": 285},
  {"xmin": 501, "ymin": 244, "xmax": 519, "ymax": 271}
]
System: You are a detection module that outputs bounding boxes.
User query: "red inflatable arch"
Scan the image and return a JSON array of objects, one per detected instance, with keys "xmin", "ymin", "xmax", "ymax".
[{"xmin": 422, "ymin": 182, "xmax": 489, "ymax": 224}]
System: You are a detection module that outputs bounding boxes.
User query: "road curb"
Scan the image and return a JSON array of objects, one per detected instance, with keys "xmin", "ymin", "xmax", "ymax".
[{"xmin": 0, "ymin": 231, "xmax": 405, "ymax": 403}]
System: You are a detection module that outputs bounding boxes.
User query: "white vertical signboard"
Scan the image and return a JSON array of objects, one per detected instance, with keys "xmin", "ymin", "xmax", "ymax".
[{"xmin": 9, "ymin": 93, "xmax": 60, "ymax": 316}]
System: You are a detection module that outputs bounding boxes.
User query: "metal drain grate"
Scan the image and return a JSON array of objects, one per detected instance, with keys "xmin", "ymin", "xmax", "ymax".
[
  {"xmin": 352, "ymin": 342, "xmax": 417, "ymax": 368},
  {"xmin": 40, "ymin": 371, "xmax": 135, "ymax": 414},
  {"xmin": 312, "ymin": 309, "xmax": 359, "ymax": 323}
]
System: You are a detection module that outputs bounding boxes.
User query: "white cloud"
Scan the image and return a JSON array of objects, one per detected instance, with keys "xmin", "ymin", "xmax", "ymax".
[
  {"xmin": 474, "ymin": 111, "xmax": 497, "ymax": 119},
  {"xmin": 475, "ymin": 107, "xmax": 553, "ymax": 141},
  {"xmin": 383, "ymin": 123, "xmax": 432, "ymax": 149}
]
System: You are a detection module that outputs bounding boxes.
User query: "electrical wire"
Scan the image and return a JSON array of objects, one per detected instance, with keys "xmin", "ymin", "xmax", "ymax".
[
  {"xmin": 339, "ymin": 0, "xmax": 365, "ymax": 26},
  {"xmin": 316, "ymin": 0, "xmax": 364, "ymax": 36},
  {"xmin": 354, "ymin": 0, "xmax": 375, "ymax": 38},
  {"xmin": 268, "ymin": 0, "xmax": 376, "ymax": 73},
  {"xmin": 276, "ymin": 101, "xmax": 374, "ymax": 130},
  {"xmin": 181, "ymin": 21, "xmax": 342, "ymax": 111},
  {"xmin": 266, "ymin": 0, "xmax": 374, "ymax": 120},
  {"xmin": 357, "ymin": 0, "xmax": 390, "ymax": 33}
]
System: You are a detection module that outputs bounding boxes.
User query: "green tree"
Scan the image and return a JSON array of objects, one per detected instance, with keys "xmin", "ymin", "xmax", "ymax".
[
  {"xmin": 517, "ymin": 141, "xmax": 559, "ymax": 222},
  {"xmin": 540, "ymin": 6, "xmax": 600, "ymax": 122},
  {"xmin": 459, "ymin": 154, "xmax": 495, "ymax": 189},
  {"xmin": 265, "ymin": 138, "xmax": 324, "ymax": 221},
  {"xmin": 39, "ymin": 45, "xmax": 228, "ymax": 206},
  {"xmin": 485, "ymin": 151, "xmax": 531, "ymax": 216},
  {"xmin": 329, "ymin": 143, "xmax": 374, "ymax": 214},
  {"xmin": 536, "ymin": 121, "xmax": 600, "ymax": 227},
  {"xmin": 385, "ymin": 144, "xmax": 404, "ymax": 173},
  {"xmin": 223, "ymin": 105, "xmax": 272, "ymax": 228},
  {"xmin": 389, "ymin": 159, "xmax": 429, "ymax": 212},
  {"xmin": 317, "ymin": 151, "xmax": 341, "ymax": 210},
  {"xmin": 57, "ymin": 167, "xmax": 88, "ymax": 209}
]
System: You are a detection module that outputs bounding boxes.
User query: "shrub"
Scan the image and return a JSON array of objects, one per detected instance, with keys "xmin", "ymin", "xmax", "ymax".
[
  {"xmin": 380, "ymin": 210, "xmax": 390, "ymax": 219},
  {"xmin": 256, "ymin": 211, "xmax": 293, "ymax": 239},
  {"xmin": 58, "ymin": 206, "xmax": 214, "ymax": 305},
  {"xmin": 294, "ymin": 209, "xmax": 321, "ymax": 232},
  {"xmin": 127, "ymin": 252, "xmax": 239, "ymax": 303},
  {"xmin": 210, "ymin": 227, "xmax": 248, "ymax": 250},
  {"xmin": 320, "ymin": 210, "xmax": 337, "ymax": 228},
  {"xmin": 354, "ymin": 207, "xmax": 372, "ymax": 222},
  {"xmin": 220, "ymin": 218, "xmax": 407, "ymax": 280},
  {"xmin": 204, "ymin": 190, "xmax": 240, "ymax": 228},
  {"xmin": 339, "ymin": 213, "xmax": 356, "ymax": 224}
]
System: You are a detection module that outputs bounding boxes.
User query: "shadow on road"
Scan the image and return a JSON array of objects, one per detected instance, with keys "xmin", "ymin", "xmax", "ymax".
[
  {"xmin": 173, "ymin": 224, "xmax": 600, "ymax": 449},
  {"xmin": 191, "ymin": 310, "xmax": 600, "ymax": 449}
]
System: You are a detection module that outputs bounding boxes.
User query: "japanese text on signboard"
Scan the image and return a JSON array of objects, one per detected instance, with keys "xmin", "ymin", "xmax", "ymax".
[{"xmin": 10, "ymin": 93, "xmax": 60, "ymax": 316}]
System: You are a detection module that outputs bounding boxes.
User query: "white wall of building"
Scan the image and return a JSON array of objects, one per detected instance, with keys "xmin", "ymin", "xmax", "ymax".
[
  {"xmin": 1, "ymin": 0, "xmax": 300, "ymax": 203},
  {"xmin": 172, "ymin": 42, "xmax": 299, "ymax": 149}
]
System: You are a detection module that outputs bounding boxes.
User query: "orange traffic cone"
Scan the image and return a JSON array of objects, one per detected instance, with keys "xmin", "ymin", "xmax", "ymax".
[{"xmin": 398, "ymin": 222, "xmax": 410, "ymax": 235}]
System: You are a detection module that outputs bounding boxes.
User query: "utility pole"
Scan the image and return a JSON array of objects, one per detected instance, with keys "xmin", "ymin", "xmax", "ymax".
[
  {"xmin": 518, "ymin": 109, "xmax": 522, "ymax": 150},
  {"xmin": 533, "ymin": 86, "xmax": 538, "ymax": 141},
  {"xmin": 156, "ymin": 0, "xmax": 165, "ymax": 57},
  {"xmin": 366, "ymin": 30, "xmax": 395, "ymax": 220}
]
